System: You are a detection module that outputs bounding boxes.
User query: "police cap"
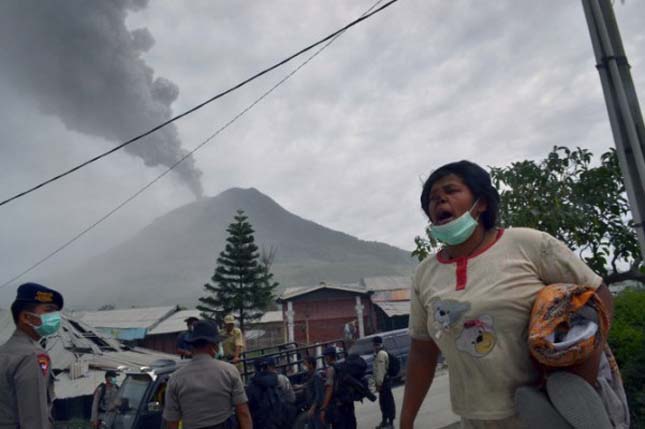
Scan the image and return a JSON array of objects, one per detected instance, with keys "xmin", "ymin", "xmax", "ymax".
[
  {"xmin": 14, "ymin": 282, "xmax": 64, "ymax": 310},
  {"xmin": 323, "ymin": 346, "xmax": 337, "ymax": 357},
  {"xmin": 185, "ymin": 320, "xmax": 220, "ymax": 344}
]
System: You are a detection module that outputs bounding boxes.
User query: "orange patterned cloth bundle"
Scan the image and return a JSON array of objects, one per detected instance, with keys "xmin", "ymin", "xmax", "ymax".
[{"xmin": 528, "ymin": 283, "xmax": 609, "ymax": 367}]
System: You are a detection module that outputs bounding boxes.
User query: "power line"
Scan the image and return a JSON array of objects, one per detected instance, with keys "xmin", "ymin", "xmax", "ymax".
[
  {"xmin": 0, "ymin": 0, "xmax": 395, "ymax": 289},
  {"xmin": 0, "ymin": 0, "xmax": 399, "ymax": 209}
]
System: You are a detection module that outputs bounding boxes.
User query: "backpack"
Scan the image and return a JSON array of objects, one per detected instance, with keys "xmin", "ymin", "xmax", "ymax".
[
  {"xmin": 386, "ymin": 352, "xmax": 401, "ymax": 378},
  {"xmin": 249, "ymin": 375, "xmax": 291, "ymax": 429},
  {"xmin": 333, "ymin": 354, "xmax": 370, "ymax": 403}
]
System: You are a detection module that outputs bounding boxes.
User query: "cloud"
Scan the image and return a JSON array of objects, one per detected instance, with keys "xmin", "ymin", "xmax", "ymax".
[
  {"xmin": 1, "ymin": 0, "xmax": 644, "ymax": 302},
  {"xmin": 0, "ymin": 0, "xmax": 202, "ymax": 197}
]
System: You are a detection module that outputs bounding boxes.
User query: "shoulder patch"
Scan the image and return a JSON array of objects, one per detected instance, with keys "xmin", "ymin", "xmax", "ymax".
[{"xmin": 37, "ymin": 353, "xmax": 50, "ymax": 376}]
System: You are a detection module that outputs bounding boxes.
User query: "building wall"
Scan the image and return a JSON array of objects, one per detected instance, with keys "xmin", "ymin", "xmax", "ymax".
[
  {"xmin": 246, "ymin": 321, "xmax": 285, "ymax": 350},
  {"xmin": 139, "ymin": 332, "xmax": 179, "ymax": 355},
  {"xmin": 282, "ymin": 290, "xmax": 376, "ymax": 344}
]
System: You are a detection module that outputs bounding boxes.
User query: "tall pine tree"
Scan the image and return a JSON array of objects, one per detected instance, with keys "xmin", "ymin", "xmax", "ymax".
[{"xmin": 197, "ymin": 210, "xmax": 278, "ymax": 330}]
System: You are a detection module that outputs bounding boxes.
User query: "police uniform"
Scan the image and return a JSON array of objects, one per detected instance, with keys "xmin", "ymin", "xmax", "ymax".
[
  {"xmin": 0, "ymin": 283, "xmax": 63, "ymax": 429},
  {"xmin": 163, "ymin": 321, "xmax": 248, "ymax": 429}
]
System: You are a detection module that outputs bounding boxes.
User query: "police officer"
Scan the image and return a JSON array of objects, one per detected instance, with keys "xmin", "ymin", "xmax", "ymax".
[
  {"xmin": 320, "ymin": 346, "xmax": 357, "ymax": 429},
  {"xmin": 373, "ymin": 336, "xmax": 395, "ymax": 429},
  {"xmin": 90, "ymin": 370, "xmax": 119, "ymax": 429},
  {"xmin": 163, "ymin": 320, "xmax": 252, "ymax": 429},
  {"xmin": 0, "ymin": 282, "xmax": 64, "ymax": 429},
  {"xmin": 176, "ymin": 316, "xmax": 199, "ymax": 359}
]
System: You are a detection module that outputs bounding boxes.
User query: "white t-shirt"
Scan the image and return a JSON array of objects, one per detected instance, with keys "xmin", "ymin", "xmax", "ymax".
[{"xmin": 409, "ymin": 228, "xmax": 602, "ymax": 420}]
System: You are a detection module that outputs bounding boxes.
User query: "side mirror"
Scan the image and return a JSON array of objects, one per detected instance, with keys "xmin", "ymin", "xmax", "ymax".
[{"xmin": 147, "ymin": 401, "xmax": 161, "ymax": 413}]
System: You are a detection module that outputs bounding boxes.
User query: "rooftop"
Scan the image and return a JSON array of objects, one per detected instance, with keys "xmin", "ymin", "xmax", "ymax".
[{"xmin": 74, "ymin": 306, "xmax": 177, "ymax": 330}]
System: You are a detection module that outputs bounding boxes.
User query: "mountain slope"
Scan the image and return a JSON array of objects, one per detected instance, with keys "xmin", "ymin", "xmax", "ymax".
[{"xmin": 57, "ymin": 188, "xmax": 416, "ymax": 308}]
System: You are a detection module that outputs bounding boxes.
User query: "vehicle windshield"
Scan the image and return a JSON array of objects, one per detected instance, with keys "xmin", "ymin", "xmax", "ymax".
[
  {"xmin": 110, "ymin": 374, "xmax": 152, "ymax": 429},
  {"xmin": 349, "ymin": 339, "xmax": 373, "ymax": 356}
]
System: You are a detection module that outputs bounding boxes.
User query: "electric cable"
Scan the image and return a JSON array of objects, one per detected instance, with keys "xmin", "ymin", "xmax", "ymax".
[
  {"xmin": 0, "ymin": 0, "xmax": 395, "ymax": 289},
  {"xmin": 0, "ymin": 0, "xmax": 399, "ymax": 208}
]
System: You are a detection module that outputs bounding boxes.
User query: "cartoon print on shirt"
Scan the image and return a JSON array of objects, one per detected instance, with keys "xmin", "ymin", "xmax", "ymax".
[
  {"xmin": 456, "ymin": 315, "xmax": 497, "ymax": 358},
  {"xmin": 431, "ymin": 299, "xmax": 471, "ymax": 339}
]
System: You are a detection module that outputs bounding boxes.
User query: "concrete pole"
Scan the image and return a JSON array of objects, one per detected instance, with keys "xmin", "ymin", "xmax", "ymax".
[
  {"xmin": 355, "ymin": 296, "xmax": 365, "ymax": 338},
  {"xmin": 286, "ymin": 301, "xmax": 295, "ymax": 343},
  {"xmin": 582, "ymin": 0, "xmax": 645, "ymax": 258}
]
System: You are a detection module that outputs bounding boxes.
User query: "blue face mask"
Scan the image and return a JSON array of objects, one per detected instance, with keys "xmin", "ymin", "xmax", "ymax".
[
  {"xmin": 430, "ymin": 200, "xmax": 480, "ymax": 246},
  {"xmin": 27, "ymin": 311, "xmax": 61, "ymax": 337}
]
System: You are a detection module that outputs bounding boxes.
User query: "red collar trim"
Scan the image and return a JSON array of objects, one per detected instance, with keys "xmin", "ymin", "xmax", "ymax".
[{"xmin": 436, "ymin": 228, "xmax": 504, "ymax": 264}]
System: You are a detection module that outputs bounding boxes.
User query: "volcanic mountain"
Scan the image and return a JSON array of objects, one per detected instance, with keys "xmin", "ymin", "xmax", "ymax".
[{"xmin": 58, "ymin": 188, "xmax": 416, "ymax": 308}]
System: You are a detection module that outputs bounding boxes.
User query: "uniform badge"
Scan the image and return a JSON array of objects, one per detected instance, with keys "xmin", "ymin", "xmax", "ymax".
[
  {"xmin": 35, "ymin": 291, "xmax": 54, "ymax": 303},
  {"xmin": 37, "ymin": 353, "xmax": 51, "ymax": 376}
]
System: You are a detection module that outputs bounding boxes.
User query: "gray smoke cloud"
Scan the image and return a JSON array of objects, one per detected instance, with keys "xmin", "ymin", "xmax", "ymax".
[{"xmin": 0, "ymin": 0, "xmax": 203, "ymax": 197}]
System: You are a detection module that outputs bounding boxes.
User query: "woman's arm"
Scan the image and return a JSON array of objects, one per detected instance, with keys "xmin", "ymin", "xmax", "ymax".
[{"xmin": 400, "ymin": 338, "xmax": 440, "ymax": 429}]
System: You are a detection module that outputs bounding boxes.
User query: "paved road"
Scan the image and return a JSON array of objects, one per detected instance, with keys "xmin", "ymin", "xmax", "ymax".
[{"xmin": 355, "ymin": 371, "xmax": 460, "ymax": 428}]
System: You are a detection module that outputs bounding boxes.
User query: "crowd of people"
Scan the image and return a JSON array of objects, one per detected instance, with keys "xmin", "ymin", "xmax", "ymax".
[{"xmin": 1, "ymin": 160, "xmax": 630, "ymax": 428}]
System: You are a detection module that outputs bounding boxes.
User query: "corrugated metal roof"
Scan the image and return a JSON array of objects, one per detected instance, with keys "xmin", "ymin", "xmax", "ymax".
[
  {"xmin": 278, "ymin": 283, "xmax": 367, "ymax": 301},
  {"xmin": 74, "ymin": 306, "xmax": 177, "ymax": 330},
  {"xmin": 54, "ymin": 370, "xmax": 106, "ymax": 399},
  {"xmin": 258, "ymin": 311, "xmax": 283, "ymax": 324},
  {"xmin": 374, "ymin": 301, "xmax": 410, "ymax": 317},
  {"xmin": 371, "ymin": 289, "xmax": 411, "ymax": 302},
  {"xmin": 148, "ymin": 309, "xmax": 202, "ymax": 335},
  {"xmin": 361, "ymin": 276, "xmax": 412, "ymax": 291}
]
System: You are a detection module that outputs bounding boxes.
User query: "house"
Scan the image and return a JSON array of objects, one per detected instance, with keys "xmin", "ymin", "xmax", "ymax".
[
  {"xmin": 277, "ymin": 282, "xmax": 376, "ymax": 344},
  {"xmin": 74, "ymin": 306, "xmax": 178, "ymax": 342},
  {"xmin": 246, "ymin": 310, "xmax": 284, "ymax": 349},
  {"xmin": 140, "ymin": 309, "xmax": 202, "ymax": 354},
  {"xmin": 360, "ymin": 276, "xmax": 411, "ymax": 331},
  {"xmin": 0, "ymin": 309, "xmax": 179, "ymax": 424}
]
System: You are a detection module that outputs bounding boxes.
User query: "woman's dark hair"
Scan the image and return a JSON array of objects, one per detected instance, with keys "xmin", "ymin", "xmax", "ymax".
[{"xmin": 420, "ymin": 160, "xmax": 500, "ymax": 230}]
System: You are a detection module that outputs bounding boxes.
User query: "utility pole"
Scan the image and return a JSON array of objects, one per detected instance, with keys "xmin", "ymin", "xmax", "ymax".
[{"xmin": 582, "ymin": 0, "xmax": 645, "ymax": 259}]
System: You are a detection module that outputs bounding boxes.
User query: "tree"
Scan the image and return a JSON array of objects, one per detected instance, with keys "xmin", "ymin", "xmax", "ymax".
[
  {"xmin": 413, "ymin": 146, "xmax": 644, "ymax": 285},
  {"xmin": 197, "ymin": 210, "xmax": 279, "ymax": 330}
]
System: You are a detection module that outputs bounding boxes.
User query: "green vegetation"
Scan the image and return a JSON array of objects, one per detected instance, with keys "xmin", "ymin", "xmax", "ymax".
[
  {"xmin": 197, "ymin": 210, "xmax": 278, "ymax": 330},
  {"xmin": 608, "ymin": 288, "xmax": 645, "ymax": 427}
]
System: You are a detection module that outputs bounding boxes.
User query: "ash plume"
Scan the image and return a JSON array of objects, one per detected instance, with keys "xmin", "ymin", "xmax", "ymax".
[{"xmin": 0, "ymin": 0, "xmax": 203, "ymax": 197}]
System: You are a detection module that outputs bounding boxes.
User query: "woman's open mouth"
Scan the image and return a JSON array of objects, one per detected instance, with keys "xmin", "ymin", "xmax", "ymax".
[{"xmin": 435, "ymin": 210, "xmax": 455, "ymax": 225}]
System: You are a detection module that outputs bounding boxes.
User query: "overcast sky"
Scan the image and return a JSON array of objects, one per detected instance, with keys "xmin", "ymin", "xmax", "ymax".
[{"xmin": 1, "ymin": 0, "xmax": 644, "ymax": 297}]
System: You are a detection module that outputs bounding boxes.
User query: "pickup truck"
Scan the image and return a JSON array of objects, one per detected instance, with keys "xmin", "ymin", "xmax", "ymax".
[{"xmin": 102, "ymin": 341, "xmax": 346, "ymax": 429}]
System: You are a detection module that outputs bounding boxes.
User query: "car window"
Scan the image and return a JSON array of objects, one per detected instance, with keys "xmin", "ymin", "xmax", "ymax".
[
  {"xmin": 111, "ymin": 374, "xmax": 152, "ymax": 429},
  {"xmin": 384, "ymin": 337, "xmax": 397, "ymax": 350},
  {"xmin": 394, "ymin": 334, "xmax": 411, "ymax": 350},
  {"xmin": 119, "ymin": 374, "xmax": 151, "ymax": 411}
]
